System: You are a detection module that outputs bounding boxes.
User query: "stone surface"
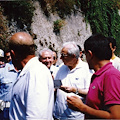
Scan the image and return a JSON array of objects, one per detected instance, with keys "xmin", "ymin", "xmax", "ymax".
[{"xmin": 32, "ymin": 1, "xmax": 92, "ymax": 64}]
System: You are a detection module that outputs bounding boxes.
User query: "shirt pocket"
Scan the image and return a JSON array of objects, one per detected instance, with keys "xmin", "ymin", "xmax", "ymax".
[{"xmin": 0, "ymin": 78, "xmax": 13, "ymax": 93}]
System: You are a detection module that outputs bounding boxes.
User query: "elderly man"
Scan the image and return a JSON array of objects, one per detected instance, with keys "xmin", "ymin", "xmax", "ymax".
[
  {"xmin": 67, "ymin": 34, "xmax": 120, "ymax": 119},
  {"xmin": 39, "ymin": 48, "xmax": 58, "ymax": 79},
  {"xmin": 8, "ymin": 32, "xmax": 54, "ymax": 120},
  {"xmin": 53, "ymin": 41, "xmax": 92, "ymax": 120}
]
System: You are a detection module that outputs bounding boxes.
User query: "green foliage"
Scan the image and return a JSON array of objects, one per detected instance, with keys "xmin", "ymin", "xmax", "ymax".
[
  {"xmin": 79, "ymin": 0, "xmax": 120, "ymax": 55},
  {"xmin": 38, "ymin": 0, "xmax": 77, "ymax": 18},
  {"xmin": 39, "ymin": 0, "xmax": 120, "ymax": 54},
  {"xmin": 0, "ymin": 3, "xmax": 9, "ymax": 50},
  {"xmin": 53, "ymin": 19, "xmax": 65, "ymax": 35},
  {"xmin": 0, "ymin": 0, "xmax": 120, "ymax": 55},
  {"xmin": 0, "ymin": 1, "xmax": 35, "ymax": 31},
  {"xmin": 54, "ymin": 0, "xmax": 76, "ymax": 18}
]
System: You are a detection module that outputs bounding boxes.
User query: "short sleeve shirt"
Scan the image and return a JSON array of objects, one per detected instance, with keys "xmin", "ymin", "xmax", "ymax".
[
  {"xmin": 0, "ymin": 62, "xmax": 19, "ymax": 101},
  {"xmin": 53, "ymin": 58, "xmax": 92, "ymax": 120},
  {"xmin": 86, "ymin": 62, "xmax": 120, "ymax": 118}
]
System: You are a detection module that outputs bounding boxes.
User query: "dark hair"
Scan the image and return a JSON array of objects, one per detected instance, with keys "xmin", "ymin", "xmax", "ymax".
[
  {"xmin": 84, "ymin": 34, "xmax": 112, "ymax": 60},
  {"xmin": 77, "ymin": 45, "xmax": 82, "ymax": 52},
  {"xmin": 9, "ymin": 43, "xmax": 36, "ymax": 59},
  {"xmin": 107, "ymin": 37, "xmax": 116, "ymax": 48},
  {"xmin": 4, "ymin": 48, "xmax": 11, "ymax": 54}
]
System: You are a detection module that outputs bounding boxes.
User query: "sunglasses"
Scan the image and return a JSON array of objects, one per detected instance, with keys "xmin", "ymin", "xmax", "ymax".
[{"xmin": 6, "ymin": 56, "xmax": 11, "ymax": 59}]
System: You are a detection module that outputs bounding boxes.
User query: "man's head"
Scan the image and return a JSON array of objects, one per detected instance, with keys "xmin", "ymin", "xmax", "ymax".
[
  {"xmin": 60, "ymin": 41, "xmax": 80, "ymax": 69},
  {"xmin": 0, "ymin": 49, "xmax": 5, "ymax": 65},
  {"xmin": 5, "ymin": 49, "xmax": 12, "ymax": 63},
  {"xmin": 39, "ymin": 48, "xmax": 53, "ymax": 69},
  {"xmin": 9, "ymin": 32, "xmax": 35, "ymax": 69},
  {"xmin": 52, "ymin": 51, "xmax": 58, "ymax": 66},
  {"xmin": 84, "ymin": 34, "xmax": 112, "ymax": 69},
  {"xmin": 107, "ymin": 37, "xmax": 116, "ymax": 55}
]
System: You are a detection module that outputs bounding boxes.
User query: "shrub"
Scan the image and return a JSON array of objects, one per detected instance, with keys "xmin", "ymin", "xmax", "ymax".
[{"xmin": 53, "ymin": 19, "xmax": 65, "ymax": 35}]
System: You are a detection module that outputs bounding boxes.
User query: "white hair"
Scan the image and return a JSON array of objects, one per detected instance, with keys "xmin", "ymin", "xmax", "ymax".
[
  {"xmin": 62, "ymin": 41, "xmax": 80, "ymax": 59},
  {"xmin": 39, "ymin": 48, "xmax": 53, "ymax": 58}
]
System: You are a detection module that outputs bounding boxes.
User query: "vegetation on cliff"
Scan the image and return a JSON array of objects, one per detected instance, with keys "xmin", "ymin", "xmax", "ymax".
[{"xmin": 0, "ymin": 0, "xmax": 120, "ymax": 54}]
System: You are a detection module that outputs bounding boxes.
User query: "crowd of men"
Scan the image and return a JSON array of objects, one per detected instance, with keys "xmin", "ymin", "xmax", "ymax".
[{"xmin": 0, "ymin": 32, "xmax": 120, "ymax": 120}]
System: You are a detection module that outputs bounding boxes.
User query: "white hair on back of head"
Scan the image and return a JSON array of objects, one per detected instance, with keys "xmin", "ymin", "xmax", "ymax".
[{"xmin": 62, "ymin": 41, "xmax": 80, "ymax": 59}]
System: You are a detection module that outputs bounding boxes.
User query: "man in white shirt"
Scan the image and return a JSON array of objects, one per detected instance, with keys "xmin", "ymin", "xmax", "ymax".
[
  {"xmin": 39, "ymin": 48, "xmax": 58, "ymax": 79},
  {"xmin": 8, "ymin": 32, "xmax": 54, "ymax": 120},
  {"xmin": 53, "ymin": 41, "xmax": 92, "ymax": 120}
]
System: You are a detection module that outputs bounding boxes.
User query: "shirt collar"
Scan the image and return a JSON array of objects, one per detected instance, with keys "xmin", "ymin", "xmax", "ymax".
[
  {"xmin": 70, "ymin": 58, "xmax": 85, "ymax": 72},
  {"xmin": 95, "ymin": 62, "xmax": 112, "ymax": 76},
  {"xmin": 91, "ymin": 62, "xmax": 112, "ymax": 82},
  {"xmin": 18, "ymin": 57, "xmax": 38, "ymax": 78},
  {"xmin": 111, "ymin": 55, "xmax": 116, "ymax": 60},
  {"xmin": 6, "ymin": 62, "xmax": 16, "ymax": 72}
]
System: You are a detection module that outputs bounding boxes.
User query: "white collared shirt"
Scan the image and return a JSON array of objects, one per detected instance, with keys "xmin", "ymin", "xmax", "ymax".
[
  {"xmin": 9, "ymin": 57, "xmax": 54, "ymax": 120},
  {"xmin": 53, "ymin": 58, "xmax": 92, "ymax": 120}
]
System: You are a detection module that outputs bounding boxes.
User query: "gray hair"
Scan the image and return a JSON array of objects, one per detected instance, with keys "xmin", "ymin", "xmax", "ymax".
[
  {"xmin": 39, "ymin": 48, "xmax": 53, "ymax": 58},
  {"xmin": 62, "ymin": 41, "xmax": 80, "ymax": 59}
]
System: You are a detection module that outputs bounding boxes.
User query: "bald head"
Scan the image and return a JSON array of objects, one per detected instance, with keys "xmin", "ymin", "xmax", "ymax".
[
  {"xmin": 9, "ymin": 32, "xmax": 34, "ymax": 45},
  {"xmin": 9, "ymin": 32, "xmax": 35, "ymax": 58}
]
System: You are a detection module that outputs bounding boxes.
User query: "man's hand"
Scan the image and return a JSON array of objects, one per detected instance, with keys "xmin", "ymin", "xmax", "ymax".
[
  {"xmin": 67, "ymin": 96, "xmax": 84, "ymax": 112},
  {"xmin": 60, "ymin": 86, "xmax": 76, "ymax": 93}
]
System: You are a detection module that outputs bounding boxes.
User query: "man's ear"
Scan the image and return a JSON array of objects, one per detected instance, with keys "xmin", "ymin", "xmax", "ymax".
[
  {"xmin": 113, "ymin": 46, "xmax": 116, "ymax": 52},
  {"xmin": 88, "ymin": 50, "xmax": 93, "ymax": 58},
  {"xmin": 10, "ymin": 50, "xmax": 15, "ymax": 57}
]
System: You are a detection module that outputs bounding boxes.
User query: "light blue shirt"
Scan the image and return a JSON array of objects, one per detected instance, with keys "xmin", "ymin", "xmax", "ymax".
[{"xmin": 0, "ymin": 61, "xmax": 19, "ymax": 102}]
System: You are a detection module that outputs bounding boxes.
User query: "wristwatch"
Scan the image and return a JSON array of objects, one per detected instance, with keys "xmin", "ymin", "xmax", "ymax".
[{"xmin": 75, "ymin": 87, "xmax": 79, "ymax": 95}]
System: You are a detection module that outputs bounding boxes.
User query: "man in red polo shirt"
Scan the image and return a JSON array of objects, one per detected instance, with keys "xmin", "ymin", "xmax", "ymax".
[{"xmin": 67, "ymin": 34, "xmax": 120, "ymax": 119}]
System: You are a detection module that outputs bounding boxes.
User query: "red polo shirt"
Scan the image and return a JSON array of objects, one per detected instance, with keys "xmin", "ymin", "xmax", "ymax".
[{"xmin": 86, "ymin": 62, "xmax": 120, "ymax": 118}]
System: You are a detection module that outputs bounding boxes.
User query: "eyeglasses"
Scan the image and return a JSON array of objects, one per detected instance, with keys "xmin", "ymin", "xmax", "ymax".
[{"xmin": 61, "ymin": 53, "xmax": 69, "ymax": 57}]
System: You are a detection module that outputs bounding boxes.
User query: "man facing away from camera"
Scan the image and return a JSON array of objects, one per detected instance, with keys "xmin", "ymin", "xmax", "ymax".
[{"xmin": 8, "ymin": 32, "xmax": 54, "ymax": 120}]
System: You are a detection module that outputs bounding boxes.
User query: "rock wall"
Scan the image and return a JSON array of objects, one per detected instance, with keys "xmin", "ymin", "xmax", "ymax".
[{"xmin": 31, "ymin": 1, "xmax": 92, "ymax": 64}]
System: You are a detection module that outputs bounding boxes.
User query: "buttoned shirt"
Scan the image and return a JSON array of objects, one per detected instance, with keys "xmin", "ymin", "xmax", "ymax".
[
  {"xmin": 9, "ymin": 57, "xmax": 54, "ymax": 120},
  {"xmin": 0, "ymin": 61, "xmax": 19, "ymax": 102},
  {"xmin": 53, "ymin": 58, "xmax": 92, "ymax": 120}
]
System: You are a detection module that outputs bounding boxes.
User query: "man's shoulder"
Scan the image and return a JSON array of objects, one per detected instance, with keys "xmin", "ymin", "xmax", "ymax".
[
  {"xmin": 113, "ymin": 56, "xmax": 120, "ymax": 63},
  {"xmin": 106, "ymin": 64, "xmax": 120, "ymax": 75},
  {"xmin": 0, "ymin": 64, "xmax": 6, "ymax": 68},
  {"xmin": 78, "ymin": 59, "xmax": 89, "ymax": 69}
]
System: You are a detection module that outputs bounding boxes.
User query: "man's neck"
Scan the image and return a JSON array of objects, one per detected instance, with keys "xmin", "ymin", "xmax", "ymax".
[
  {"xmin": 93, "ymin": 60, "xmax": 110, "ymax": 72},
  {"xmin": 111, "ymin": 54, "xmax": 116, "ymax": 60},
  {"xmin": 68, "ymin": 58, "xmax": 79, "ymax": 70},
  {"xmin": 21, "ymin": 55, "xmax": 35, "ymax": 68}
]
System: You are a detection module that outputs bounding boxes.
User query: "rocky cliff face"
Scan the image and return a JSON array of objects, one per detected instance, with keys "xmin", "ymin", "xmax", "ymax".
[{"xmin": 31, "ymin": 1, "xmax": 92, "ymax": 64}]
